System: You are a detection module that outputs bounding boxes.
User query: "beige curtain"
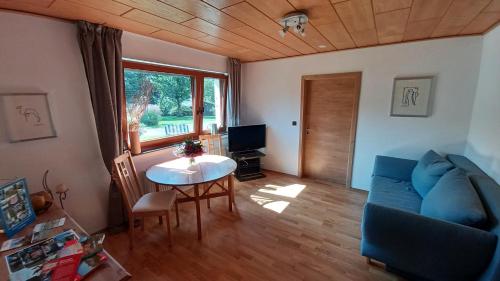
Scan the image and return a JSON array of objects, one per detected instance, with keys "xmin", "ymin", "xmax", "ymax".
[
  {"xmin": 227, "ymin": 58, "xmax": 241, "ymax": 127},
  {"xmin": 77, "ymin": 21, "xmax": 125, "ymax": 232}
]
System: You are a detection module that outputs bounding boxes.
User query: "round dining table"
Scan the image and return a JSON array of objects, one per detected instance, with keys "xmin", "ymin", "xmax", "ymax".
[{"xmin": 146, "ymin": 154, "xmax": 237, "ymax": 240}]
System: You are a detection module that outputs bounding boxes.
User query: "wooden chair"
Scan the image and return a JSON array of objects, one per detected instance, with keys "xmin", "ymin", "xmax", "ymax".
[
  {"xmin": 113, "ymin": 151, "xmax": 178, "ymax": 249},
  {"xmin": 199, "ymin": 134, "xmax": 224, "ymax": 156},
  {"xmin": 199, "ymin": 134, "xmax": 226, "ymax": 208}
]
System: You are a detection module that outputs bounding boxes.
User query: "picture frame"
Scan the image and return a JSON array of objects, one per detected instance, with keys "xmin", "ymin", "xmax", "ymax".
[
  {"xmin": 0, "ymin": 178, "xmax": 36, "ymax": 238},
  {"xmin": 0, "ymin": 93, "xmax": 57, "ymax": 142},
  {"xmin": 390, "ymin": 76, "xmax": 435, "ymax": 117}
]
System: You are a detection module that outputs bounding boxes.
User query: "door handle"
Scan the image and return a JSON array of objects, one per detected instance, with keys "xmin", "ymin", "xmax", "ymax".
[{"xmin": 306, "ymin": 128, "xmax": 311, "ymax": 135}]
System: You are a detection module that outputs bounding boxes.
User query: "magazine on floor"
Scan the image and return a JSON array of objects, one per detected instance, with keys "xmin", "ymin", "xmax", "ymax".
[
  {"xmin": 33, "ymin": 217, "xmax": 66, "ymax": 233},
  {"xmin": 31, "ymin": 229, "xmax": 56, "ymax": 244},
  {"xmin": 31, "ymin": 217, "xmax": 67, "ymax": 243},
  {"xmin": 4, "ymin": 230, "xmax": 109, "ymax": 281},
  {"xmin": 74, "ymin": 252, "xmax": 108, "ymax": 281},
  {"xmin": 0, "ymin": 234, "xmax": 31, "ymax": 252},
  {"xmin": 80, "ymin": 233, "xmax": 105, "ymax": 259},
  {"xmin": 5, "ymin": 229, "xmax": 79, "ymax": 281},
  {"xmin": 41, "ymin": 240, "xmax": 83, "ymax": 281}
]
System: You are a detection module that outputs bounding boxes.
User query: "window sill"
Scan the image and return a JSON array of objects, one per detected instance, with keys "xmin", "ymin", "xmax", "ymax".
[
  {"xmin": 132, "ymin": 143, "xmax": 177, "ymax": 157},
  {"xmin": 132, "ymin": 132, "xmax": 227, "ymax": 157}
]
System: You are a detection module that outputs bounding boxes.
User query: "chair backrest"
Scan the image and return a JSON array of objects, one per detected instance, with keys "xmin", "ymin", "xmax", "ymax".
[
  {"xmin": 199, "ymin": 134, "xmax": 224, "ymax": 155},
  {"xmin": 113, "ymin": 151, "xmax": 143, "ymax": 214}
]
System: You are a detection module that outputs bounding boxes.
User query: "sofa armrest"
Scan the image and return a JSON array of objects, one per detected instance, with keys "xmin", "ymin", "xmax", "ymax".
[
  {"xmin": 362, "ymin": 202, "xmax": 497, "ymax": 281},
  {"xmin": 372, "ymin": 155, "xmax": 417, "ymax": 181}
]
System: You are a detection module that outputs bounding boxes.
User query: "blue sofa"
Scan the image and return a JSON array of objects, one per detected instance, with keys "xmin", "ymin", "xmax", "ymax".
[{"xmin": 361, "ymin": 153, "xmax": 500, "ymax": 281}]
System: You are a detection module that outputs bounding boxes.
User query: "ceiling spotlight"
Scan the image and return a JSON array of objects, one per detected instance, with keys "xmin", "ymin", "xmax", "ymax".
[
  {"xmin": 279, "ymin": 25, "xmax": 289, "ymax": 38},
  {"xmin": 294, "ymin": 24, "xmax": 306, "ymax": 37},
  {"xmin": 279, "ymin": 11, "xmax": 308, "ymax": 38}
]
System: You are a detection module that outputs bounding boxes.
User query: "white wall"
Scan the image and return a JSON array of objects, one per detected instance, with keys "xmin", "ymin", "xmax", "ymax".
[
  {"xmin": 122, "ymin": 32, "xmax": 227, "ymax": 73},
  {"xmin": 0, "ymin": 11, "xmax": 109, "ymax": 233},
  {"xmin": 465, "ymin": 26, "xmax": 500, "ymax": 184},
  {"xmin": 0, "ymin": 11, "xmax": 228, "ymax": 232},
  {"xmin": 241, "ymin": 37, "xmax": 483, "ymax": 190}
]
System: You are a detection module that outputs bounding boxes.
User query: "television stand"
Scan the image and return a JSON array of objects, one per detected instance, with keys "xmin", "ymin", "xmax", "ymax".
[{"xmin": 231, "ymin": 150, "xmax": 266, "ymax": 182}]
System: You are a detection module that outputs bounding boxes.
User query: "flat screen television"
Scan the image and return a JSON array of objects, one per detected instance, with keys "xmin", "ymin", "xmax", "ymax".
[{"xmin": 228, "ymin": 124, "xmax": 266, "ymax": 152}]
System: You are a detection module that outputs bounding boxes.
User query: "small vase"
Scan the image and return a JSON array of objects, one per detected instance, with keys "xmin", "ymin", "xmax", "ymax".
[
  {"xmin": 189, "ymin": 156, "xmax": 196, "ymax": 165},
  {"xmin": 129, "ymin": 130, "xmax": 141, "ymax": 155}
]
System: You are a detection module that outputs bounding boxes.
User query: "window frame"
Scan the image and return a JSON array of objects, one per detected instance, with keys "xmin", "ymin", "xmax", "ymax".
[{"xmin": 122, "ymin": 60, "xmax": 228, "ymax": 151}]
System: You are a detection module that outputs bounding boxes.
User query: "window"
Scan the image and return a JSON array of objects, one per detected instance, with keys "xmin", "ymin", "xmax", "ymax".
[
  {"xmin": 123, "ymin": 61, "xmax": 227, "ymax": 150},
  {"xmin": 202, "ymin": 77, "xmax": 224, "ymax": 132}
]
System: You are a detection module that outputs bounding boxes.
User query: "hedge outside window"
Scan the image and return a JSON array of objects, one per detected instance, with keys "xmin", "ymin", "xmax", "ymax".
[{"xmin": 123, "ymin": 60, "xmax": 227, "ymax": 150}]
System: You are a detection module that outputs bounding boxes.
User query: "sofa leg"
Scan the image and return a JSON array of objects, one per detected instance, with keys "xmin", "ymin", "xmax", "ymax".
[{"xmin": 366, "ymin": 257, "xmax": 386, "ymax": 269}]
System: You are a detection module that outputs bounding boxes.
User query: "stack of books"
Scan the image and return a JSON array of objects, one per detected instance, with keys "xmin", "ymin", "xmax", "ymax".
[{"xmin": 4, "ymin": 229, "xmax": 108, "ymax": 281}]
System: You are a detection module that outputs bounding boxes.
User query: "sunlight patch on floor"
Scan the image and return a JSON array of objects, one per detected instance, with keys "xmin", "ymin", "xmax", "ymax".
[
  {"xmin": 259, "ymin": 184, "xmax": 306, "ymax": 198},
  {"xmin": 249, "ymin": 183, "xmax": 306, "ymax": 213},
  {"xmin": 250, "ymin": 194, "xmax": 290, "ymax": 213},
  {"xmin": 262, "ymin": 200, "xmax": 289, "ymax": 213}
]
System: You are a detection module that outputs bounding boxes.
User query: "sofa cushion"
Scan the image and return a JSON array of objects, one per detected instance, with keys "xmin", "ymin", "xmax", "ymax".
[
  {"xmin": 412, "ymin": 150, "xmax": 454, "ymax": 197},
  {"xmin": 470, "ymin": 175, "xmax": 500, "ymax": 232},
  {"xmin": 421, "ymin": 168, "xmax": 487, "ymax": 227},
  {"xmin": 470, "ymin": 175, "xmax": 500, "ymax": 281},
  {"xmin": 373, "ymin": 155, "xmax": 418, "ymax": 182},
  {"xmin": 447, "ymin": 154, "xmax": 487, "ymax": 177},
  {"xmin": 369, "ymin": 176, "xmax": 422, "ymax": 213}
]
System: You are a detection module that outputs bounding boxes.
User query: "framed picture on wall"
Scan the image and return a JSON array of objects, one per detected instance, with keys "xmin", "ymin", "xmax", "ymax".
[
  {"xmin": 0, "ymin": 93, "xmax": 57, "ymax": 142},
  {"xmin": 390, "ymin": 76, "xmax": 435, "ymax": 117}
]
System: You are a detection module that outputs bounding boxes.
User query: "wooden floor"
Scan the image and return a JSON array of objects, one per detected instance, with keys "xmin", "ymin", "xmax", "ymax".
[{"xmin": 104, "ymin": 171, "xmax": 403, "ymax": 281}]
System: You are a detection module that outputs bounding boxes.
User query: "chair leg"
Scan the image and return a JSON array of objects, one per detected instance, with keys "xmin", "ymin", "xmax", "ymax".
[
  {"xmin": 155, "ymin": 184, "xmax": 163, "ymax": 224},
  {"xmin": 175, "ymin": 200, "xmax": 180, "ymax": 227},
  {"xmin": 166, "ymin": 212, "xmax": 172, "ymax": 247},
  {"xmin": 129, "ymin": 216, "xmax": 135, "ymax": 250}
]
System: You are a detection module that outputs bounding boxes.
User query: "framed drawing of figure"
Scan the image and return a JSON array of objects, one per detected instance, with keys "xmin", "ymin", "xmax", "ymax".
[
  {"xmin": 0, "ymin": 93, "xmax": 57, "ymax": 142},
  {"xmin": 390, "ymin": 76, "xmax": 435, "ymax": 117}
]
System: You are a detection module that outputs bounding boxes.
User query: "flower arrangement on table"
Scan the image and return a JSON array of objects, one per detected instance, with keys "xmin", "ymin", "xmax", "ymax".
[{"xmin": 174, "ymin": 138, "xmax": 204, "ymax": 162}]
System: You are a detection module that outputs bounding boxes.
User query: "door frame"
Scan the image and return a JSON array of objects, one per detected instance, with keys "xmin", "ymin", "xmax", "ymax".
[{"xmin": 298, "ymin": 72, "xmax": 362, "ymax": 188}]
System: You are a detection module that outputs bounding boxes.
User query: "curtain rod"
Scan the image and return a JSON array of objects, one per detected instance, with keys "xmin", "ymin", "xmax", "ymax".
[{"xmin": 122, "ymin": 58, "xmax": 228, "ymax": 76}]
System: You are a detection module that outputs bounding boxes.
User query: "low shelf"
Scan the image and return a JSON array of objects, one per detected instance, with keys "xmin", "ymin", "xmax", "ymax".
[{"xmin": 231, "ymin": 150, "xmax": 266, "ymax": 182}]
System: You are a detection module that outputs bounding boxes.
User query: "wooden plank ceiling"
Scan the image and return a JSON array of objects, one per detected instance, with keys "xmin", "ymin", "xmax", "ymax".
[{"xmin": 1, "ymin": 0, "xmax": 499, "ymax": 62}]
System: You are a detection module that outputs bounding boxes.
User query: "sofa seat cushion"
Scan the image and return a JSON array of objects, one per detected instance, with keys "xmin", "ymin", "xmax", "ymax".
[
  {"xmin": 412, "ymin": 150, "xmax": 454, "ymax": 197},
  {"xmin": 369, "ymin": 176, "xmax": 422, "ymax": 213},
  {"xmin": 421, "ymin": 168, "xmax": 487, "ymax": 227}
]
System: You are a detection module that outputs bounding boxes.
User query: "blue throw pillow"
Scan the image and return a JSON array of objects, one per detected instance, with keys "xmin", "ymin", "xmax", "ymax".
[
  {"xmin": 412, "ymin": 150, "xmax": 454, "ymax": 197},
  {"xmin": 420, "ymin": 168, "xmax": 487, "ymax": 227}
]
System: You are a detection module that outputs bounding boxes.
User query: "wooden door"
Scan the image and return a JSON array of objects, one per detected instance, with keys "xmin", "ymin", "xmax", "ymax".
[{"xmin": 300, "ymin": 72, "xmax": 361, "ymax": 187}]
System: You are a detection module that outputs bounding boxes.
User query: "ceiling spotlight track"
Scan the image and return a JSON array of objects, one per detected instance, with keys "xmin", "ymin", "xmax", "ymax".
[{"xmin": 279, "ymin": 11, "xmax": 308, "ymax": 38}]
